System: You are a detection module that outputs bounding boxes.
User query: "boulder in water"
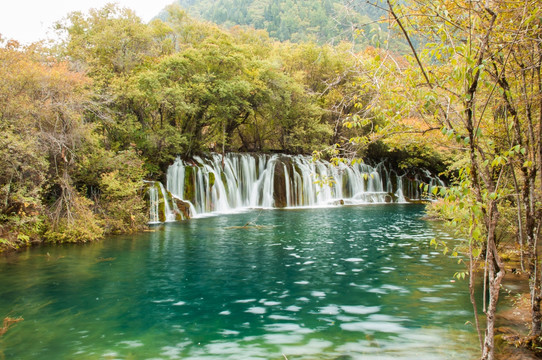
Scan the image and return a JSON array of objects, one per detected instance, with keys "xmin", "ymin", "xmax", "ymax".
[{"xmin": 173, "ymin": 198, "xmax": 192, "ymax": 220}]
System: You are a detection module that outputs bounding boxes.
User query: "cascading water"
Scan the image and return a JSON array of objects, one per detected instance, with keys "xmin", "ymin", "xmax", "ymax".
[
  {"xmin": 395, "ymin": 174, "xmax": 407, "ymax": 203},
  {"xmin": 147, "ymin": 182, "xmax": 160, "ymax": 224},
  {"xmin": 146, "ymin": 181, "xmax": 178, "ymax": 224},
  {"xmin": 161, "ymin": 153, "xmax": 443, "ymax": 219},
  {"xmin": 159, "ymin": 182, "xmax": 177, "ymax": 222}
]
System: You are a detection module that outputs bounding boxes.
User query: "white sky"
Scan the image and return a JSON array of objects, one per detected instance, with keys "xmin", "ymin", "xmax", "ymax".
[{"xmin": 0, "ymin": 0, "xmax": 176, "ymax": 45}]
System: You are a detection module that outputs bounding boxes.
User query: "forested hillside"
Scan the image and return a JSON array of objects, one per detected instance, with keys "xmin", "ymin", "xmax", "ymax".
[{"xmin": 173, "ymin": 0, "xmax": 407, "ymax": 51}]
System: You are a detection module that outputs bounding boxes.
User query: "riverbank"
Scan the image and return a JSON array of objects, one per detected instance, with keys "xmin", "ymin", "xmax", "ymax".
[
  {"xmin": 422, "ymin": 205, "xmax": 541, "ymax": 359},
  {"xmin": 495, "ymin": 251, "xmax": 540, "ymax": 359}
]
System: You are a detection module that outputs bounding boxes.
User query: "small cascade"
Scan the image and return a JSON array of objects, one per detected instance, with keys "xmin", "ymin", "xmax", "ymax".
[
  {"xmin": 147, "ymin": 182, "xmax": 160, "ymax": 224},
  {"xmin": 395, "ymin": 175, "xmax": 407, "ymax": 203},
  {"xmin": 158, "ymin": 182, "xmax": 177, "ymax": 222},
  {"xmin": 160, "ymin": 153, "xmax": 445, "ymax": 219},
  {"xmin": 145, "ymin": 181, "xmax": 180, "ymax": 224}
]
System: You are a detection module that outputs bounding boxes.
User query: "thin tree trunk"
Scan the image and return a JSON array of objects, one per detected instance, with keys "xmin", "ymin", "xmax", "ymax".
[
  {"xmin": 510, "ymin": 167, "xmax": 525, "ymax": 271},
  {"xmin": 526, "ymin": 176, "xmax": 542, "ymax": 335},
  {"xmin": 481, "ymin": 203, "xmax": 505, "ymax": 360},
  {"xmin": 469, "ymin": 237, "xmax": 484, "ymax": 350}
]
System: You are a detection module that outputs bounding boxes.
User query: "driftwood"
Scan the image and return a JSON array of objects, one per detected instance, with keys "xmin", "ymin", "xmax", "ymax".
[
  {"xmin": 0, "ymin": 317, "xmax": 23, "ymax": 336},
  {"xmin": 225, "ymin": 222, "xmax": 276, "ymax": 230},
  {"xmin": 225, "ymin": 210, "xmax": 276, "ymax": 230}
]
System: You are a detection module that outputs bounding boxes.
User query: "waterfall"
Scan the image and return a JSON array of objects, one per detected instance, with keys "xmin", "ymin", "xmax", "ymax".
[
  {"xmin": 148, "ymin": 183, "xmax": 160, "ymax": 224},
  {"xmin": 160, "ymin": 153, "xmax": 444, "ymax": 219},
  {"xmin": 158, "ymin": 182, "xmax": 177, "ymax": 222},
  {"xmin": 146, "ymin": 181, "xmax": 178, "ymax": 224},
  {"xmin": 395, "ymin": 174, "xmax": 406, "ymax": 203}
]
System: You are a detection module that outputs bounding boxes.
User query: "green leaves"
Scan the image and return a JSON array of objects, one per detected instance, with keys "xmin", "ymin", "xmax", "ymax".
[
  {"xmin": 453, "ymin": 271, "xmax": 468, "ymax": 280},
  {"xmin": 16, "ymin": 234, "xmax": 30, "ymax": 244}
]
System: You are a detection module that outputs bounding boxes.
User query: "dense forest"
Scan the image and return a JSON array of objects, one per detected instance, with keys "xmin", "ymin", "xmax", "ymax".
[
  {"xmin": 172, "ymin": 0, "xmax": 408, "ymax": 50},
  {"xmin": 0, "ymin": 1, "xmax": 541, "ymax": 359}
]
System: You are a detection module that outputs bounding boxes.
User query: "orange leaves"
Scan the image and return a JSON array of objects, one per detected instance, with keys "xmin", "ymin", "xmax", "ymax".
[{"xmin": 0, "ymin": 41, "xmax": 91, "ymax": 117}]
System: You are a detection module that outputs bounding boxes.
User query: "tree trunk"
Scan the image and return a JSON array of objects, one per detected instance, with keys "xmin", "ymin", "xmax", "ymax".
[
  {"xmin": 469, "ymin": 238, "xmax": 484, "ymax": 350},
  {"xmin": 526, "ymin": 178, "xmax": 542, "ymax": 335},
  {"xmin": 481, "ymin": 203, "xmax": 505, "ymax": 360}
]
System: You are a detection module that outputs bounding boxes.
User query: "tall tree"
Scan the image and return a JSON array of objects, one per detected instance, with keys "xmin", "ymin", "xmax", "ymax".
[{"xmin": 379, "ymin": 0, "xmax": 541, "ymax": 358}]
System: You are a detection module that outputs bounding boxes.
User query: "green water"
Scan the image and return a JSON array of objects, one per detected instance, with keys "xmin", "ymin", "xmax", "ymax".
[{"xmin": 0, "ymin": 205, "xmax": 478, "ymax": 359}]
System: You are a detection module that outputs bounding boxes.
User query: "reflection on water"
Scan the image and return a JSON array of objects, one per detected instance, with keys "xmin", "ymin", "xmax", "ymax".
[{"xmin": 0, "ymin": 204, "xmax": 478, "ymax": 359}]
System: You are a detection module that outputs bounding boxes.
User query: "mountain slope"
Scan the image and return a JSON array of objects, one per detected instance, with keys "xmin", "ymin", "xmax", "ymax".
[{"xmin": 175, "ymin": 0, "xmax": 402, "ymax": 49}]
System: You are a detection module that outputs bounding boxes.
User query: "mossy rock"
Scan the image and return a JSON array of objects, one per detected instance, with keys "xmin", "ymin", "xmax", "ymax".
[
  {"xmin": 386, "ymin": 193, "xmax": 397, "ymax": 203},
  {"xmin": 273, "ymin": 161, "xmax": 287, "ymax": 208},
  {"xmin": 183, "ymin": 167, "xmax": 196, "ymax": 203},
  {"xmin": 209, "ymin": 172, "xmax": 215, "ymax": 188},
  {"xmin": 221, "ymin": 172, "xmax": 228, "ymax": 189},
  {"xmin": 158, "ymin": 197, "xmax": 166, "ymax": 223},
  {"xmin": 142, "ymin": 182, "xmax": 151, "ymax": 196},
  {"xmin": 342, "ymin": 173, "xmax": 351, "ymax": 198},
  {"xmin": 174, "ymin": 198, "xmax": 192, "ymax": 220},
  {"xmin": 293, "ymin": 163, "xmax": 302, "ymax": 177}
]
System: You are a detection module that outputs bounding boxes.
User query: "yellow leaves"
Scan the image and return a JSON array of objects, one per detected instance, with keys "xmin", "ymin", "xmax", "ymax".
[
  {"xmin": 17, "ymin": 234, "xmax": 30, "ymax": 243},
  {"xmin": 312, "ymin": 174, "xmax": 336, "ymax": 188},
  {"xmin": 1, "ymin": 41, "xmax": 91, "ymax": 116},
  {"xmin": 429, "ymin": 238, "xmax": 467, "ymax": 267},
  {"xmin": 400, "ymin": 117, "xmax": 424, "ymax": 128},
  {"xmin": 491, "ymin": 155, "xmax": 507, "ymax": 168},
  {"xmin": 350, "ymin": 158, "xmax": 364, "ymax": 166},
  {"xmin": 348, "ymin": 136, "xmax": 369, "ymax": 146}
]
